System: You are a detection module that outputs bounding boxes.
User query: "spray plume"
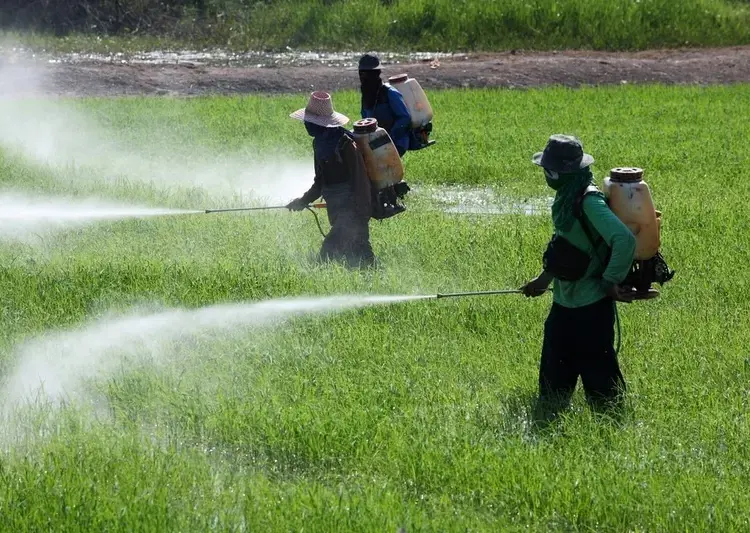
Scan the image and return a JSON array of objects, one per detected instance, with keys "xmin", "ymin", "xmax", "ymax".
[
  {"xmin": 0, "ymin": 191, "xmax": 202, "ymax": 241},
  {"xmin": 0, "ymin": 45, "xmax": 314, "ymax": 205},
  {"xmin": 1, "ymin": 294, "xmax": 430, "ymax": 411},
  {"xmin": 0, "ymin": 287, "xmax": 538, "ymax": 411}
]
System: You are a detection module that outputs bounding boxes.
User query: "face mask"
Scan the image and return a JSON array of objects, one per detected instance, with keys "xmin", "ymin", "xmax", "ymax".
[
  {"xmin": 359, "ymin": 70, "xmax": 381, "ymax": 85},
  {"xmin": 544, "ymin": 168, "xmax": 563, "ymax": 190},
  {"xmin": 305, "ymin": 121, "xmax": 325, "ymax": 137}
]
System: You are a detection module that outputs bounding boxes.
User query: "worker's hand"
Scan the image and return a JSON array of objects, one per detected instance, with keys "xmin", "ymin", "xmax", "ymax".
[
  {"xmin": 606, "ymin": 283, "xmax": 635, "ymax": 303},
  {"xmin": 286, "ymin": 198, "xmax": 307, "ymax": 212},
  {"xmin": 520, "ymin": 276, "xmax": 550, "ymax": 298}
]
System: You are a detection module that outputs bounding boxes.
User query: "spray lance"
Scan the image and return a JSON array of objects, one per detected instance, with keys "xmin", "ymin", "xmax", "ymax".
[
  {"xmin": 435, "ymin": 289, "xmax": 528, "ymax": 298},
  {"xmin": 428, "ymin": 288, "xmax": 551, "ymax": 299},
  {"xmin": 204, "ymin": 202, "xmax": 329, "ymax": 237},
  {"xmin": 204, "ymin": 202, "xmax": 327, "ymax": 214}
]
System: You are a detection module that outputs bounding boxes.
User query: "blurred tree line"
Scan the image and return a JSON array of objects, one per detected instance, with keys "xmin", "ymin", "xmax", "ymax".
[{"xmin": 0, "ymin": 0, "xmax": 221, "ymax": 36}]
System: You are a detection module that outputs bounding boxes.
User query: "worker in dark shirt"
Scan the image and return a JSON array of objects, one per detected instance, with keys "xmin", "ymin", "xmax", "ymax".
[
  {"xmin": 358, "ymin": 53, "xmax": 412, "ymax": 157},
  {"xmin": 286, "ymin": 91, "xmax": 375, "ymax": 268}
]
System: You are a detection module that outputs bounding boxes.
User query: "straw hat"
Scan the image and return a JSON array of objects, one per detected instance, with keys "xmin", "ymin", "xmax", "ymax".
[{"xmin": 289, "ymin": 91, "xmax": 349, "ymax": 128}]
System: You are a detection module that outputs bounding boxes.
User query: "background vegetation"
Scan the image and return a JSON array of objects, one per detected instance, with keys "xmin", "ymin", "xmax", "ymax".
[{"xmin": 2, "ymin": 0, "xmax": 750, "ymax": 52}]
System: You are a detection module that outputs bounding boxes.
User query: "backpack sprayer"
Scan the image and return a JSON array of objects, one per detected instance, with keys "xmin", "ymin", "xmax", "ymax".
[
  {"xmin": 348, "ymin": 73, "xmax": 435, "ymax": 221},
  {"xmin": 601, "ymin": 167, "xmax": 675, "ymax": 299},
  {"xmin": 387, "ymin": 73, "xmax": 436, "ymax": 151}
]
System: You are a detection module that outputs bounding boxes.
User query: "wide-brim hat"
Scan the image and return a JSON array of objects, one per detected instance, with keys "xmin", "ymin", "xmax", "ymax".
[
  {"xmin": 289, "ymin": 91, "xmax": 349, "ymax": 128},
  {"xmin": 358, "ymin": 53, "xmax": 381, "ymax": 71},
  {"xmin": 532, "ymin": 134, "xmax": 594, "ymax": 173}
]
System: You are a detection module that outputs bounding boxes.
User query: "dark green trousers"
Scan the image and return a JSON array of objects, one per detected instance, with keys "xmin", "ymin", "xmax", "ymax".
[{"xmin": 539, "ymin": 297, "xmax": 625, "ymax": 410}]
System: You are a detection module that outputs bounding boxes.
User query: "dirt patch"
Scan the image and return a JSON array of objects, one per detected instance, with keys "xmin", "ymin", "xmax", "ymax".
[{"xmin": 3, "ymin": 46, "xmax": 750, "ymax": 97}]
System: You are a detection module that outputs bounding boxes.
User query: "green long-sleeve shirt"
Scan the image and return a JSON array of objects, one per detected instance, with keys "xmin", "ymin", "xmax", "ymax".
[{"xmin": 551, "ymin": 193, "xmax": 636, "ymax": 308}]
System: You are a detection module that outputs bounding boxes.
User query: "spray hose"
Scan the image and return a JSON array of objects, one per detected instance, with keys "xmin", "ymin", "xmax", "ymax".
[
  {"xmin": 305, "ymin": 205, "xmax": 327, "ymax": 238},
  {"xmin": 614, "ymin": 303, "xmax": 622, "ymax": 356}
]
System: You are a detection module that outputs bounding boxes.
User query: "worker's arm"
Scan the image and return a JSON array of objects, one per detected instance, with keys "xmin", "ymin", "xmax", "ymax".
[
  {"xmin": 521, "ymin": 270, "xmax": 553, "ymax": 297},
  {"xmin": 299, "ymin": 175, "xmax": 322, "ymax": 204},
  {"xmin": 582, "ymin": 194, "xmax": 636, "ymax": 285},
  {"xmin": 287, "ymin": 173, "xmax": 321, "ymax": 211}
]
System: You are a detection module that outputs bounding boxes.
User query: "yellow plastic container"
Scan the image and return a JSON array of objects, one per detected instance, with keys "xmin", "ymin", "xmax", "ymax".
[
  {"xmin": 388, "ymin": 74, "xmax": 434, "ymax": 128},
  {"xmin": 602, "ymin": 167, "xmax": 661, "ymax": 260},
  {"xmin": 352, "ymin": 118, "xmax": 404, "ymax": 190}
]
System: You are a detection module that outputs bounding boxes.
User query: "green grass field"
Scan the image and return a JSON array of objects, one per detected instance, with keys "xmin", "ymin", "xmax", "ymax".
[
  {"xmin": 4, "ymin": 0, "xmax": 750, "ymax": 53},
  {"xmin": 1, "ymin": 85, "xmax": 750, "ymax": 531}
]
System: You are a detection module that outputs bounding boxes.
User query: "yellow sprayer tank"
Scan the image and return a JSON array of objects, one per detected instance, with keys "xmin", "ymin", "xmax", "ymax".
[
  {"xmin": 352, "ymin": 118, "xmax": 404, "ymax": 190},
  {"xmin": 388, "ymin": 74, "xmax": 434, "ymax": 128},
  {"xmin": 602, "ymin": 167, "xmax": 661, "ymax": 260}
]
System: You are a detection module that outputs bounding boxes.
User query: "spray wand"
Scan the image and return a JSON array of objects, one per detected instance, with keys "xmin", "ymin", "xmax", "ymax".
[
  {"xmin": 204, "ymin": 203, "xmax": 327, "ymax": 214},
  {"xmin": 204, "ymin": 202, "xmax": 329, "ymax": 237},
  {"xmin": 432, "ymin": 288, "xmax": 551, "ymax": 299}
]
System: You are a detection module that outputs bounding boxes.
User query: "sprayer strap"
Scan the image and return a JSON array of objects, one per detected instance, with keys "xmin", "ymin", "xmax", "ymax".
[
  {"xmin": 575, "ymin": 187, "xmax": 609, "ymax": 269},
  {"xmin": 369, "ymin": 136, "xmax": 391, "ymax": 151}
]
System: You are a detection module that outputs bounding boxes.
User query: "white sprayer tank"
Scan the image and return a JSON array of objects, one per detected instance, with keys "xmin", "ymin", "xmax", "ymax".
[
  {"xmin": 352, "ymin": 118, "xmax": 404, "ymax": 190},
  {"xmin": 602, "ymin": 167, "xmax": 661, "ymax": 260},
  {"xmin": 388, "ymin": 74, "xmax": 434, "ymax": 128}
]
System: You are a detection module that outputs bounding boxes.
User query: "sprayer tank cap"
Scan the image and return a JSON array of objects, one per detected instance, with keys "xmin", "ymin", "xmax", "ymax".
[
  {"xmin": 353, "ymin": 117, "xmax": 378, "ymax": 133},
  {"xmin": 388, "ymin": 73, "xmax": 409, "ymax": 84},
  {"xmin": 609, "ymin": 167, "xmax": 644, "ymax": 183}
]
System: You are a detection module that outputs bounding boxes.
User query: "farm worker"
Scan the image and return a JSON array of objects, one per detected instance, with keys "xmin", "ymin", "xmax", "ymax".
[
  {"xmin": 358, "ymin": 53, "xmax": 412, "ymax": 157},
  {"xmin": 286, "ymin": 91, "xmax": 375, "ymax": 268},
  {"xmin": 520, "ymin": 134, "xmax": 637, "ymax": 417}
]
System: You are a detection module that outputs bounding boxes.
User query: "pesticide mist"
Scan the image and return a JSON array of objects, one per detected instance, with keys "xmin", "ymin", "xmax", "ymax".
[
  {"xmin": 0, "ymin": 46, "xmax": 312, "ymax": 205},
  {"xmin": 1, "ymin": 294, "xmax": 427, "ymax": 412},
  {"xmin": 0, "ymin": 191, "xmax": 200, "ymax": 241}
]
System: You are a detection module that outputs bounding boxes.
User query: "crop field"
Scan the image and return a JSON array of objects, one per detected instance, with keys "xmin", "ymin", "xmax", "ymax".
[{"xmin": 0, "ymin": 84, "xmax": 748, "ymax": 531}]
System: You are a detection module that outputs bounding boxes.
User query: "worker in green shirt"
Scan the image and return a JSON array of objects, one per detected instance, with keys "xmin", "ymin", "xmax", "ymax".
[{"xmin": 521, "ymin": 134, "xmax": 637, "ymax": 416}]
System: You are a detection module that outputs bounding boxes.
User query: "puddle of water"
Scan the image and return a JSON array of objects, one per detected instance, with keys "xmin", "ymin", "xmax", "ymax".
[
  {"xmin": 0, "ymin": 46, "xmax": 466, "ymax": 68},
  {"xmin": 416, "ymin": 185, "xmax": 552, "ymax": 216},
  {"xmin": 442, "ymin": 204, "xmax": 547, "ymax": 215}
]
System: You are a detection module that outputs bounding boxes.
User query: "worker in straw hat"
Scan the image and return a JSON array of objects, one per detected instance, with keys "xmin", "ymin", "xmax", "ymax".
[
  {"xmin": 520, "ymin": 134, "xmax": 636, "ymax": 418},
  {"xmin": 286, "ymin": 91, "xmax": 375, "ymax": 268},
  {"xmin": 357, "ymin": 53, "xmax": 412, "ymax": 157}
]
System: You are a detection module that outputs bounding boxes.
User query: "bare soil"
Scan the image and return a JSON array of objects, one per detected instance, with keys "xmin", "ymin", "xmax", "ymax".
[{"xmin": 5, "ymin": 46, "xmax": 750, "ymax": 96}]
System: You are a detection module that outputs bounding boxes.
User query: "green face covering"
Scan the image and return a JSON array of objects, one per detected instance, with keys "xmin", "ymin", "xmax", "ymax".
[
  {"xmin": 545, "ymin": 169, "xmax": 568, "ymax": 191},
  {"xmin": 546, "ymin": 167, "xmax": 595, "ymax": 231}
]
